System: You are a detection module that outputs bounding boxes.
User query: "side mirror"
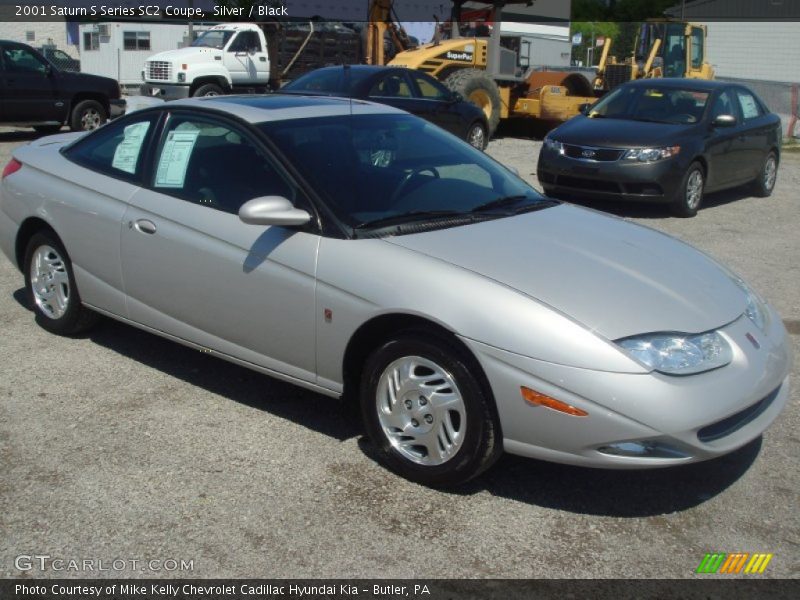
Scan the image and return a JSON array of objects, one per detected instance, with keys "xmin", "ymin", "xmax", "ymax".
[
  {"xmin": 45, "ymin": 64, "xmax": 53, "ymax": 77},
  {"xmin": 712, "ymin": 114, "xmax": 736, "ymax": 128},
  {"xmin": 449, "ymin": 91, "xmax": 463, "ymax": 103},
  {"xmin": 238, "ymin": 196, "xmax": 311, "ymax": 227},
  {"xmin": 578, "ymin": 102, "xmax": 592, "ymax": 115}
]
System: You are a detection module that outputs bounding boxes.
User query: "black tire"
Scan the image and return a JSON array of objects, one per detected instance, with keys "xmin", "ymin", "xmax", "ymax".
[
  {"xmin": 33, "ymin": 125, "xmax": 63, "ymax": 134},
  {"xmin": 69, "ymin": 100, "xmax": 107, "ymax": 132},
  {"xmin": 752, "ymin": 151, "xmax": 778, "ymax": 198},
  {"xmin": 672, "ymin": 161, "xmax": 705, "ymax": 218},
  {"xmin": 193, "ymin": 83, "xmax": 225, "ymax": 97},
  {"xmin": 466, "ymin": 120, "xmax": 488, "ymax": 150},
  {"xmin": 23, "ymin": 231, "xmax": 98, "ymax": 336},
  {"xmin": 360, "ymin": 330, "xmax": 502, "ymax": 487},
  {"xmin": 444, "ymin": 69, "xmax": 502, "ymax": 137}
]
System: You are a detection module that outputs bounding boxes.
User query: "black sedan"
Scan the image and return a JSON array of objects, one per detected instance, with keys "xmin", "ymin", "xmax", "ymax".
[
  {"xmin": 537, "ymin": 79, "xmax": 782, "ymax": 217},
  {"xmin": 280, "ymin": 65, "xmax": 490, "ymax": 149}
]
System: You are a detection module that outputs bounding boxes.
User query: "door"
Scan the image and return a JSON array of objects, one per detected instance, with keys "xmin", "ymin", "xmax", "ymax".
[
  {"xmin": 733, "ymin": 87, "xmax": 772, "ymax": 180},
  {"xmin": 120, "ymin": 111, "xmax": 320, "ymax": 382},
  {"xmin": 705, "ymin": 89, "xmax": 748, "ymax": 190},
  {"xmin": 224, "ymin": 31, "xmax": 269, "ymax": 85},
  {"xmin": 686, "ymin": 26, "xmax": 706, "ymax": 79},
  {"xmin": 0, "ymin": 43, "xmax": 66, "ymax": 122},
  {"xmin": 407, "ymin": 71, "xmax": 464, "ymax": 137}
]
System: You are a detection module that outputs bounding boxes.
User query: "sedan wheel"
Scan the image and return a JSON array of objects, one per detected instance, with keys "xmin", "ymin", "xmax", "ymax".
[
  {"xmin": 672, "ymin": 162, "xmax": 704, "ymax": 218},
  {"xmin": 24, "ymin": 232, "xmax": 98, "ymax": 335},
  {"xmin": 752, "ymin": 152, "xmax": 778, "ymax": 198},
  {"xmin": 360, "ymin": 332, "xmax": 502, "ymax": 486},
  {"xmin": 466, "ymin": 122, "xmax": 487, "ymax": 150}
]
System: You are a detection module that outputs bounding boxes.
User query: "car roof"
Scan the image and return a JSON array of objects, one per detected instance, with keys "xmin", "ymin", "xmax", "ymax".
[
  {"xmin": 167, "ymin": 93, "xmax": 404, "ymax": 123},
  {"xmin": 624, "ymin": 78, "xmax": 730, "ymax": 92}
]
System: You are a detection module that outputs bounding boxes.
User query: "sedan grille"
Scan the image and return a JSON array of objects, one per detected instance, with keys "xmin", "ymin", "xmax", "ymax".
[
  {"xmin": 563, "ymin": 144, "xmax": 624, "ymax": 162},
  {"xmin": 147, "ymin": 61, "xmax": 172, "ymax": 81}
]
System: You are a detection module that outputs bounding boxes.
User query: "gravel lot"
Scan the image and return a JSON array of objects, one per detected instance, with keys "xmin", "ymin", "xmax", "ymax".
[{"xmin": 0, "ymin": 124, "xmax": 798, "ymax": 580}]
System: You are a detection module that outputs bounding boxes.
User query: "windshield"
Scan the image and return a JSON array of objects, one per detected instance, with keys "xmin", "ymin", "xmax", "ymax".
[
  {"xmin": 191, "ymin": 30, "xmax": 234, "ymax": 49},
  {"xmin": 588, "ymin": 86, "xmax": 710, "ymax": 125},
  {"xmin": 260, "ymin": 114, "xmax": 550, "ymax": 234}
]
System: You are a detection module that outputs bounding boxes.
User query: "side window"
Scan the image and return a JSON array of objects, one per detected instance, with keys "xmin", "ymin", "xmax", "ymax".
[
  {"xmin": 152, "ymin": 115, "xmax": 295, "ymax": 215},
  {"xmin": 2, "ymin": 46, "xmax": 47, "ymax": 74},
  {"xmin": 710, "ymin": 91, "xmax": 736, "ymax": 121},
  {"xmin": 736, "ymin": 89, "xmax": 763, "ymax": 121},
  {"xmin": 369, "ymin": 73, "xmax": 413, "ymax": 98},
  {"xmin": 690, "ymin": 28, "xmax": 704, "ymax": 69},
  {"xmin": 65, "ymin": 115, "xmax": 156, "ymax": 182},
  {"xmin": 411, "ymin": 72, "xmax": 450, "ymax": 101},
  {"xmin": 228, "ymin": 32, "xmax": 261, "ymax": 53}
]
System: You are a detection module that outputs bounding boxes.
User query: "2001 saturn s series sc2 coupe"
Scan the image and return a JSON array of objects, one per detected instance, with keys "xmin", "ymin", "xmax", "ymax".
[{"xmin": 0, "ymin": 95, "xmax": 791, "ymax": 486}]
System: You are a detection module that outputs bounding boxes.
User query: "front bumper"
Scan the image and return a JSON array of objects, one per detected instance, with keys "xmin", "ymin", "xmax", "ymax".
[
  {"xmin": 537, "ymin": 146, "xmax": 685, "ymax": 203},
  {"xmin": 461, "ymin": 308, "xmax": 792, "ymax": 468},
  {"xmin": 109, "ymin": 99, "xmax": 126, "ymax": 119},
  {"xmin": 140, "ymin": 83, "xmax": 191, "ymax": 102}
]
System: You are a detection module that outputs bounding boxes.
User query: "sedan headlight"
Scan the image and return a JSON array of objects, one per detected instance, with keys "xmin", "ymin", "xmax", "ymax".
[
  {"xmin": 731, "ymin": 276, "xmax": 769, "ymax": 333},
  {"xmin": 623, "ymin": 146, "xmax": 680, "ymax": 162},
  {"xmin": 543, "ymin": 135, "xmax": 564, "ymax": 155},
  {"xmin": 617, "ymin": 331, "xmax": 732, "ymax": 375}
]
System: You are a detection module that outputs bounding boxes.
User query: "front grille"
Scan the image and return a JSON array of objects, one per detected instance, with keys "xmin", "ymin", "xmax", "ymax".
[
  {"xmin": 563, "ymin": 144, "xmax": 624, "ymax": 162},
  {"xmin": 697, "ymin": 386, "xmax": 781, "ymax": 443},
  {"xmin": 604, "ymin": 64, "xmax": 632, "ymax": 91},
  {"xmin": 147, "ymin": 61, "xmax": 171, "ymax": 81}
]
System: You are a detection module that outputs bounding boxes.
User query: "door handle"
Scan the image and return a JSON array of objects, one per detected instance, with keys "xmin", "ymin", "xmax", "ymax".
[{"xmin": 133, "ymin": 219, "xmax": 157, "ymax": 235}]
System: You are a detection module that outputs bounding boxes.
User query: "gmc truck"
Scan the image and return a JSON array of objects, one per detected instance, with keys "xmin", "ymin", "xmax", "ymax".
[{"xmin": 141, "ymin": 22, "xmax": 361, "ymax": 99}]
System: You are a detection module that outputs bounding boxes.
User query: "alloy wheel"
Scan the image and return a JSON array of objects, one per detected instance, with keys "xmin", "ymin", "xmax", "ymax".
[{"xmin": 30, "ymin": 245, "xmax": 70, "ymax": 319}]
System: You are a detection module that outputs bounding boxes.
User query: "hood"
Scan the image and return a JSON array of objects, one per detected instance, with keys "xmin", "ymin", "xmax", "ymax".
[
  {"xmin": 384, "ymin": 205, "xmax": 745, "ymax": 340},
  {"xmin": 553, "ymin": 115, "xmax": 693, "ymax": 148},
  {"xmin": 59, "ymin": 70, "xmax": 117, "ymax": 89},
  {"xmin": 146, "ymin": 47, "xmax": 220, "ymax": 63}
]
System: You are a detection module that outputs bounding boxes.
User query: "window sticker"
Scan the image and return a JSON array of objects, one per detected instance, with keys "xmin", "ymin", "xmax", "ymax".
[
  {"xmin": 738, "ymin": 94, "xmax": 759, "ymax": 119},
  {"xmin": 155, "ymin": 129, "xmax": 200, "ymax": 188},
  {"xmin": 111, "ymin": 122, "xmax": 150, "ymax": 174}
]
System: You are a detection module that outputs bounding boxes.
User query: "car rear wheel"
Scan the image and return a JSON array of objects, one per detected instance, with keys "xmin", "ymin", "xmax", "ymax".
[
  {"xmin": 360, "ymin": 331, "xmax": 502, "ymax": 486},
  {"xmin": 70, "ymin": 100, "xmax": 107, "ymax": 132},
  {"xmin": 752, "ymin": 151, "xmax": 778, "ymax": 198},
  {"xmin": 672, "ymin": 161, "xmax": 704, "ymax": 218},
  {"xmin": 466, "ymin": 121, "xmax": 488, "ymax": 150},
  {"xmin": 24, "ymin": 232, "xmax": 98, "ymax": 335}
]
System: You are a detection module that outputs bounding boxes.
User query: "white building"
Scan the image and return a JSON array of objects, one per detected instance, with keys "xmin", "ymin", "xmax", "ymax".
[
  {"xmin": 77, "ymin": 21, "xmax": 211, "ymax": 88},
  {"xmin": 0, "ymin": 20, "xmax": 77, "ymax": 57}
]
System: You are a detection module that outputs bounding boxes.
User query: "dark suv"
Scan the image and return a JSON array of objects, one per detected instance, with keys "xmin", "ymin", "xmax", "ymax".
[{"xmin": 0, "ymin": 40, "xmax": 125, "ymax": 133}]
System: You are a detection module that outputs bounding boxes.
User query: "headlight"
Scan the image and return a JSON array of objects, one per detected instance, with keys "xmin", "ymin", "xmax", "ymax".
[
  {"xmin": 617, "ymin": 331, "xmax": 732, "ymax": 375},
  {"xmin": 623, "ymin": 146, "xmax": 680, "ymax": 162},
  {"xmin": 543, "ymin": 135, "xmax": 564, "ymax": 155},
  {"xmin": 731, "ymin": 276, "xmax": 769, "ymax": 332}
]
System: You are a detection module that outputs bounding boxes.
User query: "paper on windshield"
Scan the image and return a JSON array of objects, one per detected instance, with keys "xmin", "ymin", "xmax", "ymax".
[
  {"xmin": 155, "ymin": 130, "xmax": 200, "ymax": 188},
  {"xmin": 739, "ymin": 94, "xmax": 759, "ymax": 119},
  {"xmin": 111, "ymin": 122, "xmax": 150, "ymax": 174}
]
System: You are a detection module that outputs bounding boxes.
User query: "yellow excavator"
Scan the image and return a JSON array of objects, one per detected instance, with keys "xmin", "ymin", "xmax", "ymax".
[
  {"xmin": 386, "ymin": 0, "xmax": 598, "ymax": 135},
  {"xmin": 594, "ymin": 20, "xmax": 715, "ymax": 92}
]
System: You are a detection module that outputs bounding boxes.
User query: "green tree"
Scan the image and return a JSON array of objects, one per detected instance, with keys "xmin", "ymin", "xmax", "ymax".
[{"xmin": 570, "ymin": 21, "xmax": 619, "ymax": 66}]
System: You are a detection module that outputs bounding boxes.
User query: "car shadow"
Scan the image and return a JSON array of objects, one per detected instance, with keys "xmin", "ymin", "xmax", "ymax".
[
  {"xmin": 560, "ymin": 186, "xmax": 756, "ymax": 219},
  {"xmin": 12, "ymin": 287, "xmax": 762, "ymax": 516}
]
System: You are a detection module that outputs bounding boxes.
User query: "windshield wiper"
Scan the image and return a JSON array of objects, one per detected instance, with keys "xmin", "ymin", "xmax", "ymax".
[
  {"xmin": 353, "ymin": 210, "xmax": 464, "ymax": 231},
  {"xmin": 629, "ymin": 116, "xmax": 669, "ymax": 124},
  {"xmin": 470, "ymin": 195, "xmax": 532, "ymax": 213}
]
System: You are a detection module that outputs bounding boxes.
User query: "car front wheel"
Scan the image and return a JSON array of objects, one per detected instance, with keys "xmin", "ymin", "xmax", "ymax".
[
  {"xmin": 70, "ymin": 100, "xmax": 107, "ymax": 132},
  {"xmin": 24, "ymin": 232, "xmax": 98, "ymax": 335},
  {"xmin": 360, "ymin": 332, "xmax": 502, "ymax": 486},
  {"xmin": 672, "ymin": 161, "xmax": 705, "ymax": 218}
]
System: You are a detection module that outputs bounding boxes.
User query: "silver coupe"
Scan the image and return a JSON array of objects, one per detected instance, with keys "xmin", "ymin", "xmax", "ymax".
[{"xmin": 0, "ymin": 95, "xmax": 791, "ymax": 486}]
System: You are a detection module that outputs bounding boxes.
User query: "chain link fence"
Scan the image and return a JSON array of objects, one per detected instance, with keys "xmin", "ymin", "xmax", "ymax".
[{"xmin": 717, "ymin": 77, "xmax": 799, "ymax": 139}]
